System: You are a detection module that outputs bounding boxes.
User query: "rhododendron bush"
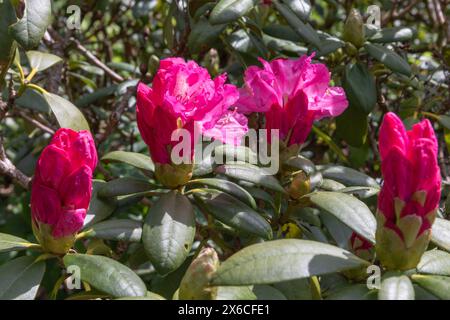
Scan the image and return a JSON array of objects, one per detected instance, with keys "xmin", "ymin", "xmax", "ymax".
[{"xmin": 0, "ymin": 0, "xmax": 449, "ymax": 301}]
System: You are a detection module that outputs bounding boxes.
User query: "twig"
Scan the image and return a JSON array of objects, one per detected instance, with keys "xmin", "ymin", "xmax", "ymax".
[
  {"xmin": 13, "ymin": 110, "xmax": 56, "ymax": 135},
  {"xmin": 96, "ymin": 86, "xmax": 135, "ymax": 145},
  {"xmin": 70, "ymin": 38, "xmax": 124, "ymax": 83},
  {"xmin": 0, "ymin": 137, "xmax": 32, "ymax": 190}
]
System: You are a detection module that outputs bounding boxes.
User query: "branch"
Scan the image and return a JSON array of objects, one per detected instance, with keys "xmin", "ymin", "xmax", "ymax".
[
  {"xmin": 0, "ymin": 137, "xmax": 32, "ymax": 190},
  {"xmin": 96, "ymin": 86, "xmax": 135, "ymax": 145},
  {"xmin": 70, "ymin": 38, "xmax": 124, "ymax": 83}
]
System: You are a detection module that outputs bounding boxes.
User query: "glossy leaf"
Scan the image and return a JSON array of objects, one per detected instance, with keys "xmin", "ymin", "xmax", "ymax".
[
  {"xmin": 417, "ymin": 250, "xmax": 450, "ymax": 276},
  {"xmin": 26, "ymin": 51, "xmax": 62, "ymax": 72},
  {"xmin": 273, "ymin": 0, "xmax": 320, "ymax": 48},
  {"xmin": 215, "ymin": 164, "xmax": 285, "ymax": 193},
  {"xmin": 343, "ymin": 63, "xmax": 376, "ymax": 114},
  {"xmin": 83, "ymin": 180, "xmax": 117, "ymax": 228},
  {"xmin": 209, "ymin": 0, "xmax": 258, "ymax": 25},
  {"xmin": 63, "ymin": 254, "xmax": 146, "ymax": 298},
  {"xmin": 369, "ymin": 27, "xmax": 415, "ymax": 43},
  {"xmin": 188, "ymin": 178, "xmax": 257, "ymax": 209},
  {"xmin": 43, "ymin": 92, "xmax": 90, "ymax": 131},
  {"xmin": 212, "ymin": 239, "xmax": 369, "ymax": 285},
  {"xmin": 0, "ymin": 233, "xmax": 37, "ymax": 253},
  {"xmin": 0, "ymin": 256, "xmax": 45, "ymax": 300},
  {"xmin": 88, "ymin": 219, "xmax": 142, "ymax": 242},
  {"xmin": 281, "ymin": 0, "xmax": 311, "ymax": 21},
  {"xmin": 318, "ymin": 165, "xmax": 379, "ymax": 188},
  {"xmin": 431, "ymin": 217, "xmax": 450, "ymax": 252},
  {"xmin": 379, "ymin": 275, "xmax": 414, "ymax": 300},
  {"xmin": 98, "ymin": 177, "xmax": 155, "ymax": 198},
  {"xmin": 9, "ymin": 0, "xmax": 52, "ymax": 49},
  {"xmin": 365, "ymin": 43, "xmax": 412, "ymax": 76},
  {"xmin": 101, "ymin": 151, "xmax": 155, "ymax": 172},
  {"xmin": 142, "ymin": 191, "xmax": 195, "ymax": 275},
  {"xmin": 194, "ymin": 189, "xmax": 272, "ymax": 239},
  {"xmin": 308, "ymin": 192, "xmax": 376, "ymax": 243},
  {"xmin": 412, "ymin": 274, "xmax": 450, "ymax": 300}
]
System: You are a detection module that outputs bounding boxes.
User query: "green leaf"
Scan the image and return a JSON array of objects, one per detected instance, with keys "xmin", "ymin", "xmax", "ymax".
[
  {"xmin": 335, "ymin": 106, "xmax": 368, "ymax": 147},
  {"xmin": 26, "ymin": 50, "xmax": 62, "ymax": 72},
  {"xmin": 343, "ymin": 63, "xmax": 376, "ymax": 114},
  {"xmin": 308, "ymin": 192, "xmax": 376, "ymax": 243},
  {"xmin": 97, "ymin": 177, "xmax": 155, "ymax": 198},
  {"xmin": 365, "ymin": 43, "xmax": 412, "ymax": 76},
  {"xmin": 284, "ymin": 155, "xmax": 315, "ymax": 175},
  {"xmin": 273, "ymin": 278, "xmax": 313, "ymax": 300},
  {"xmin": 193, "ymin": 189, "xmax": 272, "ymax": 239},
  {"xmin": 263, "ymin": 24, "xmax": 302, "ymax": 42},
  {"xmin": 9, "ymin": 0, "xmax": 52, "ymax": 50},
  {"xmin": 379, "ymin": 275, "xmax": 414, "ymax": 300},
  {"xmin": 63, "ymin": 254, "xmax": 146, "ymax": 298},
  {"xmin": 215, "ymin": 164, "xmax": 285, "ymax": 193},
  {"xmin": 339, "ymin": 186, "xmax": 380, "ymax": 199},
  {"xmin": 187, "ymin": 17, "xmax": 225, "ymax": 54},
  {"xmin": 42, "ymin": 92, "xmax": 90, "ymax": 131},
  {"xmin": 273, "ymin": 0, "xmax": 320, "ymax": 48},
  {"xmin": 326, "ymin": 284, "xmax": 377, "ymax": 300},
  {"xmin": 117, "ymin": 292, "xmax": 166, "ymax": 300},
  {"xmin": 0, "ymin": 233, "xmax": 38, "ymax": 253},
  {"xmin": 431, "ymin": 217, "xmax": 450, "ymax": 252},
  {"xmin": 212, "ymin": 239, "xmax": 369, "ymax": 285},
  {"xmin": 216, "ymin": 285, "xmax": 286, "ymax": 300},
  {"xmin": 88, "ymin": 219, "xmax": 142, "ymax": 242},
  {"xmin": 142, "ymin": 191, "xmax": 195, "ymax": 275},
  {"xmin": 369, "ymin": 27, "xmax": 415, "ymax": 43},
  {"xmin": 209, "ymin": 0, "xmax": 258, "ymax": 25},
  {"xmin": 188, "ymin": 178, "xmax": 257, "ymax": 209},
  {"xmin": 417, "ymin": 250, "xmax": 450, "ymax": 276},
  {"xmin": 101, "ymin": 150, "xmax": 155, "ymax": 172},
  {"xmin": 318, "ymin": 165, "xmax": 379, "ymax": 188},
  {"xmin": 281, "ymin": 0, "xmax": 311, "ymax": 21},
  {"xmin": 15, "ymin": 88, "xmax": 50, "ymax": 113},
  {"xmin": 263, "ymin": 34, "xmax": 308, "ymax": 55},
  {"xmin": 0, "ymin": 256, "xmax": 45, "ymax": 300},
  {"xmin": 412, "ymin": 274, "xmax": 450, "ymax": 300},
  {"xmin": 83, "ymin": 180, "xmax": 117, "ymax": 229}
]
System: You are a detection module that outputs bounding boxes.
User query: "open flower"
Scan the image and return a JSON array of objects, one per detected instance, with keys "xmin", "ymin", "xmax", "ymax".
[
  {"xmin": 31, "ymin": 128, "xmax": 97, "ymax": 254},
  {"xmin": 236, "ymin": 54, "xmax": 348, "ymax": 147},
  {"xmin": 136, "ymin": 57, "xmax": 247, "ymax": 188},
  {"xmin": 376, "ymin": 112, "xmax": 441, "ymax": 270}
]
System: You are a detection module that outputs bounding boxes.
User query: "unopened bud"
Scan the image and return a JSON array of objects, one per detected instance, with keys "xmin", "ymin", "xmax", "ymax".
[
  {"xmin": 343, "ymin": 9, "xmax": 365, "ymax": 48},
  {"xmin": 179, "ymin": 248, "xmax": 220, "ymax": 300}
]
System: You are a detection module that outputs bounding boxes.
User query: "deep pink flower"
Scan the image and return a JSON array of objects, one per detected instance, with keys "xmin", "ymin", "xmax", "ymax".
[
  {"xmin": 31, "ymin": 128, "xmax": 97, "ymax": 238},
  {"xmin": 378, "ymin": 112, "xmax": 441, "ymax": 237},
  {"xmin": 136, "ymin": 57, "xmax": 247, "ymax": 164},
  {"xmin": 236, "ymin": 54, "xmax": 348, "ymax": 145}
]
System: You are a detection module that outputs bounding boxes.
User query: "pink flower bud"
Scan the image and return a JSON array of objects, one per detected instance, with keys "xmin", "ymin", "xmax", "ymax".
[
  {"xmin": 376, "ymin": 112, "xmax": 441, "ymax": 270},
  {"xmin": 236, "ymin": 54, "xmax": 348, "ymax": 146},
  {"xmin": 136, "ymin": 57, "xmax": 247, "ymax": 165},
  {"xmin": 31, "ymin": 129, "xmax": 97, "ymax": 253}
]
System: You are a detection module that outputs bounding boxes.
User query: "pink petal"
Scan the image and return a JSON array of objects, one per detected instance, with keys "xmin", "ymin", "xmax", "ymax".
[
  {"xmin": 52, "ymin": 208, "xmax": 86, "ymax": 238},
  {"xmin": 36, "ymin": 145, "xmax": 70, "ymax": 190},
  {"xmin": 379, "ymin": 112, "xmax": 409, "ymax": 160},
  {"xmin": 31, "ymin": 182, "xmax": 62, "ymax": 226},
  {"xmin": 60, "ymin": 165, "xmax": 93, "ymax": 210}
]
